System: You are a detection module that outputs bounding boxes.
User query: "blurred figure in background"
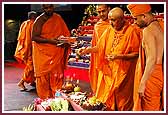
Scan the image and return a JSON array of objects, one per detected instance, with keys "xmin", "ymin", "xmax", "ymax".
[{"xmin": 15, "ymin": 11, "xmax": 37, "ymax": 90}]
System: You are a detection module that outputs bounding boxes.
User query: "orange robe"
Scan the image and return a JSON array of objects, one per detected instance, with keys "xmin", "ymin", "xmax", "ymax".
[
  {"xmin": 96, "ymin": 21, "xmax": 140, "ymax": 110},
  {"xmin": 14, "ymin": 20, "xmax": 35, "ymax": 83},
  {"xmin": 133, "ymin": 21, "xmax": 164, "ymax": 111},
  {"xmin": 32, "ymin": 13, "xmax": 70, "ymax": 99},
  {"xmin": 90, "ymin": 20, "xmax": 110, "ymax": 94}
]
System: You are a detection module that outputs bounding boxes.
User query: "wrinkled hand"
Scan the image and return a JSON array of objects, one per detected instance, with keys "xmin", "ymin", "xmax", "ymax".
[
  {"xmin": 57, "ymin": 35, "xmax": 66, "ymax": 40},
  {"xmin": 77, "ymin": 47, "xmax": 87, "ymax": 56},
  {"xmin": 106, "ymin": 54, "xmax": 117, "ymax": 61},
  {"xmin": 57, "ymin": 36, "xmax": 77, "ymax": 44},
  {"xmin": 138, "ymin": 81, "xmax": 146, "ymax": 98}
]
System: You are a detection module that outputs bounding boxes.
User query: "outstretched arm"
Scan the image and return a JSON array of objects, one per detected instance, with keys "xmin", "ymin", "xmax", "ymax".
[
  {"xmin": 106, "ymin": 52, "xmax": 139, "ymax": 61},
  {"xmin": 77, "ymin": 46, "xmax": 98, "ymax": 56}
]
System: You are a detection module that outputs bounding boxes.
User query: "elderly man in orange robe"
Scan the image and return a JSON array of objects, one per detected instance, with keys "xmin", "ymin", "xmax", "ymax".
[
  {"xmin": 127, "ymin": 4, "xmax": 164, "ymax": 111},
  {"xmin": 15, "ymin": 11, "xmax": 37, "ymax": 90},
  {"xmin": 89, "ymin": 4, "xmax": 110, "ymax": 94},
  {"xmin": 78, "ymin": 7, "xmax": 140, "ymax": 110},
  {"xmin": 32, "ymin": 4, "xmax": 71, "ymax": 99}
]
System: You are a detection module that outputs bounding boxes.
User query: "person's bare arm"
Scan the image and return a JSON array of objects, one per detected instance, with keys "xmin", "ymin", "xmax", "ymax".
[
  {"xmin": 106, "ymin": 52, "xmax": 138, "ymax": 61},
  {"xmin": 77, "ymin": 46, "xmax": 98, "ymax": 55},
  {"xmin": 32, "ymin": 14, "xmax": 58, "ymax": 45},
  {"xmin": 138, "ymin": 28, "xmax": 157, "ymax": 97}
]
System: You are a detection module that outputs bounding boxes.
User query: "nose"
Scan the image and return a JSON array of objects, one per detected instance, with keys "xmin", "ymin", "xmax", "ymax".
[
  {"xmin": 46, "ymin": 7, "xmax": 52, "ymax": 11},
  {"xmin": 100, "ymin": 11, "xmax": 104, "ymax": 16},
  {"xmin": 109, "ymin": 20, "xmax": 114, "ymax": 25},
  {"xmin": 109, "ymin": 20, "xmax": 112, "ymax": 24}
]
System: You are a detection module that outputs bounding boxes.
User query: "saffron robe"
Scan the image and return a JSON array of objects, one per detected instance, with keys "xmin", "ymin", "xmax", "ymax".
[
  {"xmin": 96, "ymin": 22, "xmax": 140, "ymax": 110},
  {"xmin": 90, "ymin": 20, "xmax": 110, "ymax": 94},
  {"xmin": 32, "ymin": 13, "xmax": 70, "ymax": 99},
  {"xmin": 14, "ymin": 20, "xmax": 35, "ymax": 83}
]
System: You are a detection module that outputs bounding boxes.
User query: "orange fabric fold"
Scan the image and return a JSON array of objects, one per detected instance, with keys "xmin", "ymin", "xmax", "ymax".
[
  {"xmin": 132, "ymin": 44, "xmax": 145, "ymax": 111},
  {"xmin": 127, "ymin": 4, "xmax": 151, "ymax": 17},
  {"xmin": 32, "ymin": 13, "xmax": 70, "ymax": 99},
  {"xmin": 96, "ymin": 21, "xmax": 140, "ymax": 110},
  {"xmin": 15, "ymin": 20, "xmax": 34, "ymax": 63},
  {"xmin": 32, "ymin": 13, "xmax": 70, "ymax": 77},
  {"xmin": 133, "ymin": 46, "xmax": 164, "ymax": 111},
  {"xmin": 14, "ymin": 20, "xmax": 35, "ymax": 83},
  {"xmin": 89, "ymin": 20, "xmax": 110, "ymax": 94},
  {"xmin": 143, "ymin": 64, "xmax": 163, "ymax": 110}
]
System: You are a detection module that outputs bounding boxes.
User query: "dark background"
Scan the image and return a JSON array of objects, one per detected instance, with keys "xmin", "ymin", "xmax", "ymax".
[
  {"xmin": 4, "ymin": 4, "xmax": 164, "ymax": 30},
  {"xmin": 3, "ymin": 4, "xmax": 164, "ymax": 61}
]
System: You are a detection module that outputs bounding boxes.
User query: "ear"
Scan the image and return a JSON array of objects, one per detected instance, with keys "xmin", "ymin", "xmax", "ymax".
[
  {"xmin": 143, "ymin": 14, "xmax": 147, "ymax": 18},
  {"xmin": 108, "ymin": 7, "xmax": 111, "ymax": 11}
]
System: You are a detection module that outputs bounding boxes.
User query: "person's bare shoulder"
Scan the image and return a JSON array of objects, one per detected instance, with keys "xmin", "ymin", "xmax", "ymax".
[
  {"xmin": 32, "ymin": 13, "xmax": 47, "ymax": 35},
  {"xmin": 34, "ymin": 13, "xmax": 47, "ymax": 24},
  {"xmin": 142, "ymin": 26, "xmax": 156, "ymax": 46}
]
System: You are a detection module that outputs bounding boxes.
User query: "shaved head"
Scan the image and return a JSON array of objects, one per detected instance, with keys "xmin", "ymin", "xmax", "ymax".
[
  {"xmin": 108, "ymin": 7, "xmax": 124, "ymax": 19},
  {"xmin": 42, "ymin": 4, "xmax": 54, "ymax": 16},
  {"xmin": 108, "ymin": 7, "xmax": 125, "ymax": 31},
  {"xmin": 96, "ymin": 4, "xmax": 110, "ymax": 21}
]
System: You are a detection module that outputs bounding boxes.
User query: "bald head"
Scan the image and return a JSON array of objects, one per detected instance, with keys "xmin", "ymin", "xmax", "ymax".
[
  {"xmin": 108, "ymin": 7, "xmax": 125, "ymax": 31},
  {"xmin": 108, "ymin": 7, "xmax": 124, "ymax": 19}
]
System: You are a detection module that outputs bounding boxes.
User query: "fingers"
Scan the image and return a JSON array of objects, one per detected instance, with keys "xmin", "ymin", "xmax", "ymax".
[
  {"xmin": 138, "ymin": 89, "xmax": 145, "ymax": 98},
  {"xmin": 106, "ymin": 55, "xmax": 115, "ymax": 61},
  {"xmin": 77, "ymin": 47, "xmax": 86, "ymax": 55},
  {"xmin": 58, "ymin": 35, "xmax": 65, "ymax": 40},
  {"xmin": 139, "ymin": 92, "xmax": 144, "ymax": 98},
  {"xmin": 77, "ymin": 48, "xmax": 84, "ymax": 55}
]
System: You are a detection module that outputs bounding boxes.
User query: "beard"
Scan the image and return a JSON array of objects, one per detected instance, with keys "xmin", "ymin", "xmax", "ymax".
[
  {"xmin": 137, "ymin": 20, "xmax": 147, "ymax": 28},
  {"xmin": 45, "ymin": 11, "xmax": 53, "ymax": 16}
]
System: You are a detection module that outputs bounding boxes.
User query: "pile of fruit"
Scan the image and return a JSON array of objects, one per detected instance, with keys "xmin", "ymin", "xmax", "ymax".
[
  {"xmin": 34, "ymin": 98, "xmax": 71, "ymax": 111},
  {"xmin": 61, "ymin": 82, "xmax": 75, "ymax": 93},
  {"xmin": 68, "ymin": 92, "xmax": 87, "ymax": 106},
  {"xmin": 81, "ymin": 96, "xmax": 106, "ymax": 111}
]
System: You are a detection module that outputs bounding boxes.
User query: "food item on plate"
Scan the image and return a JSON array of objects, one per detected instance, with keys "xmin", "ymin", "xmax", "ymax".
[
  {"xmin": 61, "ymin": 82, "xmax": 74, "ymax": 93},
  {"xmin": 50, "ymin": 98, "xmax": 69, "ymax": 111},
  {"xmin": 81, "ymin": 96, "xmax": 106, "ymax": 111},
  {"xmin": 74, "ymin": 86, "xmax": 81, "ymax": 92}
]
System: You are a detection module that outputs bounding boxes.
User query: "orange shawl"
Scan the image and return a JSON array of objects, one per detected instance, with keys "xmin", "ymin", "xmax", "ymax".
[
  {"xmin": 96, "ymin": 21, "xmax": 140, "ymax": 110},
  {"xmin": 32, "ymin": 13, "xmax": 70, "ymax": 77},
  {"xmin": 14, "ymin": 20, "xmax": 34, "ymax": 63},
  {"xmin": 90, "ymin": 20, "xmax": 110, "ymax": 94}
]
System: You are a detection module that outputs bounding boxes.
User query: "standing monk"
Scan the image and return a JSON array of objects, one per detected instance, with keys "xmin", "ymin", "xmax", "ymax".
[
  {"xmin": 32, "ymin": 4, "xmax": 71, "ymax": 99},
  {"xmin": 78, "ymin": 7, "xmax": 140, "ymax": 110},
  {"xmin": 15, "ymin": 11, "xmax": 37, "ymax": 90},
  {"xmin": 89, "ymin": 4, "xmax": 110, "ymax": 94},
  {"xmin": 127, "ymin": 4, "xmax": 164, "ymax": 111}
]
